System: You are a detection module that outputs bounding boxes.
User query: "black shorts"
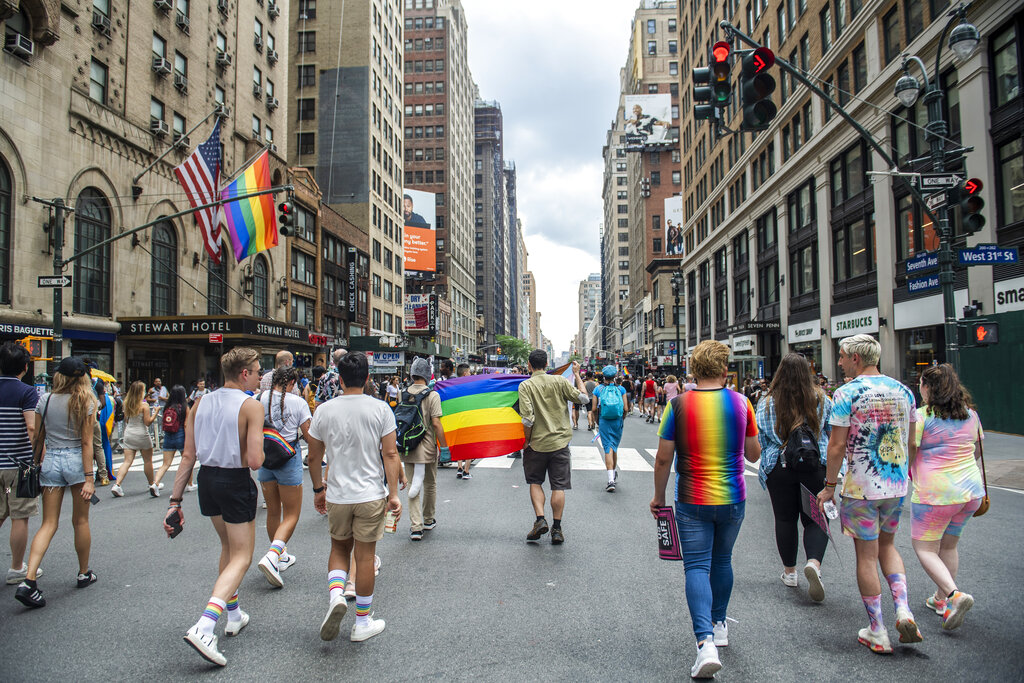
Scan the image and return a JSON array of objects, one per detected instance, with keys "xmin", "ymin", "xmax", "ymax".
[
  {"xmin": 523, "ymin": 446, "xmax": 572, "ymax": 491},
  {"xmin": 197, "ymin": 465, "xmax": 258, "ymax": 524}
]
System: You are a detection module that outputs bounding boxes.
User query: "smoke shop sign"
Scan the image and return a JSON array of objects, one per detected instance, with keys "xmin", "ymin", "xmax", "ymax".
[
  {"xmin": 120, "ymin": 317, "xmax": 305, "ymax": 342},
  {"xmin": 830, "ymin": 308, "xmax": 879, "ymax": 338}
]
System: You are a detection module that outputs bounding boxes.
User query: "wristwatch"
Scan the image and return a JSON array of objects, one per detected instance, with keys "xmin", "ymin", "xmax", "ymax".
[{"xmin": 312, "ymin": 485, "xmax": 326, "ymax": 494}]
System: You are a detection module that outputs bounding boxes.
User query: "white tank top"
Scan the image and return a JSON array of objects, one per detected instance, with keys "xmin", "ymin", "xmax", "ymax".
[{"xmin": 194, "ymin": 388, "xmax": 250, "ymax": 468}]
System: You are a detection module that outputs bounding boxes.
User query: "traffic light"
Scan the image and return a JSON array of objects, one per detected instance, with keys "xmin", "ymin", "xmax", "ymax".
[
  {"xmin": 739, "ymin": 47, "xmax": 778, "ymax": 130},
  {"xmin": 958, "ymin": 178, "xmax": 985, "ymax": 234},
  {"xmin": 496, "ymin": 346, "xmax": 502, "ymax": 355},
  {"xmin": 17, "ymin": 336, "xmax": 50, "ymax": 361},
  {"xmin": 692, "ymin": 65, "xmax": 714, "ymax": 120},
  {"xmin": 710, "ymin": 41, "xmax": 733, "ymax": 109},
  {"xmin": 972, "ymin": 321, "xmax": 998, "ymax": 345},
  {"xmin": 278, "ymin": 199, "xmax": 294, "ymax": 236}
]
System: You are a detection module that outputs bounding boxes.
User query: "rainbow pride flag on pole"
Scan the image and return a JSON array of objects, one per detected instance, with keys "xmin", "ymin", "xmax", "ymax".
[
  {"xmin": 436, "ymin": 374, "xmax": 529, "ymax": 461},
  {"xmin": 221, "ymin": 150, "xmax": 278, "ymax": 262}
]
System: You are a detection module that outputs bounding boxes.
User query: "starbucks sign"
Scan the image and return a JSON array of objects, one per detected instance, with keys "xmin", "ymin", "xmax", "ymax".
[{"xmin": 830, "ymin": 308, "xmax": 879, "ymax": 338}]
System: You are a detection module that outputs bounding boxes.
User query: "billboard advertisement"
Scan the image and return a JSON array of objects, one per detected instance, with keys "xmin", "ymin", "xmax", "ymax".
[
  {"xmin": 404, "ymin": 293, "xmax": 436, "ymax": 333},
  {"xmin": 402, "ymin": 188, "xmax": 436, "ymax": 273},
  {"xmin": 623, "ymin": 94, "xmax": 672, "ymax": 148},
  {"xmin": 664, "ymin": 195, "xmax": 684, "ymax": 256}
]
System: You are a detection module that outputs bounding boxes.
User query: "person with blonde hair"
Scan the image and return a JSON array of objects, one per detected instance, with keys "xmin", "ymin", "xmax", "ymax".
[
  {"xmin": 15, "ymin": 358, "xmax": 98, "ymax": 608},
  {"xmin": 651, "ymin": 340, "xmax": 760, "ymax": 678},
  {"xmin": 110, "ymin": 381, "xmax": 158, "ymax": 497},
  {"xmin": 818, "ymin": 334, "xmax": 922, "ymax": 654},
  {"xmin": 910, "ymin": 364, "xmax": 985, "ymax": 630}
]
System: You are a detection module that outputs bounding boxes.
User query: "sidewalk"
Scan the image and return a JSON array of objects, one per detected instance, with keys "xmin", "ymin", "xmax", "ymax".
[{"xmin": 983, "ymin": 432, "xmax": 1024, "ymax": 492}]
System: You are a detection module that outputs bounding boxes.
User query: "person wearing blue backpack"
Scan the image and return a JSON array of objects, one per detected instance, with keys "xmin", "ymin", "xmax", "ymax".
[{"xmin": 592, "ymin": 365, "xmax": 630, "ymax": 492}]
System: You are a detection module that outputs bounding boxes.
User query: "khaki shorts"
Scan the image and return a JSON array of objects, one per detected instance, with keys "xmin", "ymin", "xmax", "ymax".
[
  {"xmin": 0, "ymin": 468, "xmax": 39, "ymax": 520},
  {"xmin": 327, "ymin": 499, "xmax": 387, "ymax": 542}
]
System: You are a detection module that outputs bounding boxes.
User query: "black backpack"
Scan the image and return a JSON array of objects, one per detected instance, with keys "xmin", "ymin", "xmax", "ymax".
[
  {"xmin": 782, "ymin": 424, "xmax": 820, "ymax": 472},
  {"xmin": 394, "ymin": 388, "xmax": 431, "ymax": 454}
]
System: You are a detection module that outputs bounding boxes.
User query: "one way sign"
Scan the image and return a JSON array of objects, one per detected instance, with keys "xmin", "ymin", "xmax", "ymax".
[
  {"xmin": 920, "ymin": 174, "xmax": 963, "ymax": 189},
  {"xmin": 38, "ymin": 275, "xmax": 72, "ymax": 288}
]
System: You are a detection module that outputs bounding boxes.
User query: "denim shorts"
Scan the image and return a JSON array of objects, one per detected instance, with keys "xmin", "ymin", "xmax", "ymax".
[
  {"xmin": 257, "ymin": 444, "xmax": 303, "ymax": 486},
  {"xmin": 161, "ymin": 428, "xmax": 185, "ymax": 451},
  {"xmin": 40, "ymin": 447, "xmax": 86, "ymax": 488}
]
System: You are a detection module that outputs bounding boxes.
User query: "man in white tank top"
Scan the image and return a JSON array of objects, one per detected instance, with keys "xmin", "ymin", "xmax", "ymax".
[{"xmin": 163, "ymin": 347, "xmax": 265, "ymax": 667}]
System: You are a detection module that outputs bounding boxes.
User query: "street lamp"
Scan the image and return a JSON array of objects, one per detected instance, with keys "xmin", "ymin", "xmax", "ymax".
[
  {"xmin": 671, "ymin": 269, "xmax": 684, "ymax": 377},
  {"xmin": 891, "ymin": 2, "xmax": 980, "ymax": 373}
]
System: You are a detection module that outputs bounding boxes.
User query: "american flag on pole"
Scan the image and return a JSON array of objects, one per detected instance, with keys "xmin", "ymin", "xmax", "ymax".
[{"xmin": 174, "ymin": 119, "xmax": 223, "ymax": 264}]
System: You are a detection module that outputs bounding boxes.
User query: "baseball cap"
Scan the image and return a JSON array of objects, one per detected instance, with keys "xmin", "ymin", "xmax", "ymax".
[
  {"xmin": 56, "ymin": 356, "xmax": 90, "ymax": 378},
  {"xmin": 602, "ymin": 365, "xmax": 617, "ymax": 378}
]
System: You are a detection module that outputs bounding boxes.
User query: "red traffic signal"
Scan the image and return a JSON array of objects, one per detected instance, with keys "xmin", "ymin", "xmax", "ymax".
[
  {"xmin": 958, "ymin": 178, "xmax": 985, "ymax": 234},
  {"xmin": 744, "ymin": 47, "xmax": 775, "ymax": 76},
  {"xmin": 964, "ymin": 178, "xmax": 982, "ymax": 195},
  {"xmin": 712, "ymin": 41, "xmax": 731, "ymax": 63}
]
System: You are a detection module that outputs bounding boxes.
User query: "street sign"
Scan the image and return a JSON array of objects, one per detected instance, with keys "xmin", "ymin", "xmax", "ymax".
[
  {"xmin": 38, "ymin": 275, "xmax": 72, "ymax": 288},
  {"xmin": 209, "ymin": 333, "xmax": 223, "ymax": 344},
  {"xmin": 958, "ymin": 244, "xmax": 1019, "ymax": 265},
  {"xmin": 907, "ymin": 273, "xmax": 941, "ymax": 294},
  {"xmin": 925, "ymin": 191, "xmax": 947, "ymax": 212},
  {"xmin": 905, "ymin": 251, "xmax": 939, "ymax": 274},
  {"xmin": 920, "ymin": 174, "xmax": 963, "ymax": 189}
]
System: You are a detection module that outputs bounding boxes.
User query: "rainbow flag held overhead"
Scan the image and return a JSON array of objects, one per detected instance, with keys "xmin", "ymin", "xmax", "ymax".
[
  {"xmin": 221, "ymin": 151, "xmax": 278, "ymax": 262},
  {"xmin": 437, "ymin": 374, "xmax": 529, "ymax": 461}
]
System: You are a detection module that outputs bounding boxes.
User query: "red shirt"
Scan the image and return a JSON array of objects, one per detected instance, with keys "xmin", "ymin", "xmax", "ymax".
[{"xmin": 643, "ymin": 379, "xmax": 657, "ymax": 398}]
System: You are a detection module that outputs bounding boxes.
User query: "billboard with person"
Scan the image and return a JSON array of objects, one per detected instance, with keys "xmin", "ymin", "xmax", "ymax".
[
  {"xmin": 664, "ymin": 196, "xmax": 684, "ymax": 256},
  {"xmin": 623, "ymin": 94, "xmax": 672, "ymax": 149},
  {"xmin": 402, "ymin": 188, "xmax": 437, "ymax": 273}
]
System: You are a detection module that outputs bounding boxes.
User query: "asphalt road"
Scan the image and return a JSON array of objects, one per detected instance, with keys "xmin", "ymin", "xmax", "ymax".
[{"xmin": 3, "ymin": 409, "xmax": 1023, "ymax": 681}]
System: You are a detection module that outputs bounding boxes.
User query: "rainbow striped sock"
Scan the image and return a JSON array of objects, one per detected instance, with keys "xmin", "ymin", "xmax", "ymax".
[
  {"xmin": 197, "ymin": 598, "xmax": 226, "ymax": 635},
  {"xmin": 355, "ymin": 594, "xmax": 373, "ymax": 626},
  {"xmin": 328, "ymin": 570, "xmax": 347, "ymax": 600},
  {"xmin": 268, "ymin": 540, "xmax": 285, "ymax": 568},
  {"xmin": 226, "ymin": 592, "xmax": 240, "ymax": 621}
]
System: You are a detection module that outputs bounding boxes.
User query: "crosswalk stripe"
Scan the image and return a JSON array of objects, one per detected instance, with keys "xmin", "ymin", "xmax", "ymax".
[
  {"xmin": 569, "ymin": 446, "xmax": 608, "ymax": 470},
  {"xmin": 614, "ymin": 448, "xmax": 653, "ymax": 472},
  {"xmin": 473, "ymin": 456, "xmax": 516, "ymax": 469},
  {"xmin": 645, "ymin": 448, "xmax": 675, "ymax": 472}
]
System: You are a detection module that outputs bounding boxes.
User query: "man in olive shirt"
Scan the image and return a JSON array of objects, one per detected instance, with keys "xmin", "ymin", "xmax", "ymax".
[{"xmin": 517, "ymin": 350, "xmax": 588, "ymax": 545}]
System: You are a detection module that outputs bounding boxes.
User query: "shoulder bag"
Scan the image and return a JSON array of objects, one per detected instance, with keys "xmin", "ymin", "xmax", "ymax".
[
  {"xmin": 17, "ymin": 395, "xmax": 49, "ymax": 499},
  {"xmin": 261, "ymin": 393, "xmax": 296, "ymax": 470},
  {"xmin": 973, "ymin": 425, "xmax": 989, "ymax": 517}
]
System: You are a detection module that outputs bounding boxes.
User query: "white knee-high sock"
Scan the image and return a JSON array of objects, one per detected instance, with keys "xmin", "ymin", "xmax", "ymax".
[{"xmin": 408, "ymin": 463, "xmax": 425, "ymax": 498}]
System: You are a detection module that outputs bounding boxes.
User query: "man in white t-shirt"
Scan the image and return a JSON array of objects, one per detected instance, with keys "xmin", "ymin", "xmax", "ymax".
[{"xmin": 307, "ymin": 351, "xmax": 402, "ymax": 644}]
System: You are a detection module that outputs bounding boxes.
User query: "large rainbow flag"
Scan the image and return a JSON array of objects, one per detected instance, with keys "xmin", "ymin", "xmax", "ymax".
[
  {"xmin": 436, "ymin": 374, "xmax": 529, "ymax": 461},
  {"xmin": 221, "ymin": 151, "xmax": 278, "ymax": 262}
]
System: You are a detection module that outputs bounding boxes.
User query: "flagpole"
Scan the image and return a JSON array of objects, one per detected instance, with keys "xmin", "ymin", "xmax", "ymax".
[{"xmin": 131, "ymin": 107, "xmax": 224, "ymax": 195}]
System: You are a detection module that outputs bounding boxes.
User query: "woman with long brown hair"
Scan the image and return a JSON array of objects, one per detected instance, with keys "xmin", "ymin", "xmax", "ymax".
[
  {"xmin": 755, "ymin": 353, "xmax": 833, "ymax": 602},
  {"xmin": 910, "ymin": 363, "xmax": 984, "ymax": 630},
  {"xmin": 110, "ymin": 381, "xmax": 158, "ymax": 497},
  {"xmin": 15, "ymin": 358, "xmax": 98, "ymax": 608}
]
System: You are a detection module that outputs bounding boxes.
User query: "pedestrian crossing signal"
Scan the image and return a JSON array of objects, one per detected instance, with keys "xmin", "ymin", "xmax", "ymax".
[
  {"xmin": 972, "ymin": 322, "xmax": 997, "ymax": 345},
  {"xmin": 17, "ymin": 336, "xmax": 51, "ymax": 361}
]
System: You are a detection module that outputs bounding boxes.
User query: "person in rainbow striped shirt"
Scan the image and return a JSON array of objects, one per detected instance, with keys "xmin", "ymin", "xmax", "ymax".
[{"xmin": 650, "ymin": 340, "xmax": 761, "ymax": 679}]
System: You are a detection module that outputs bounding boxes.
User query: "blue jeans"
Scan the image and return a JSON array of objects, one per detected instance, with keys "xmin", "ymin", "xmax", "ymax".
[{"xmin": 675, "ymin": 501, "xmax": 746, "ymax": 641}]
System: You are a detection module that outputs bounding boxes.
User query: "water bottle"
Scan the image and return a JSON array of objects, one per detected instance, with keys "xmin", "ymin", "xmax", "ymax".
[{"xmin": 823, "ymin": 500, "xmax": 839, "ymax": 520}]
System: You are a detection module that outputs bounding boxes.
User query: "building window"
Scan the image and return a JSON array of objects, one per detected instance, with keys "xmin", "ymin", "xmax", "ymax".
[
  {"xmin": 756, "ymin": 208, "xmax": 778, "ymax": 251},
  {"xmin": 297, "ymin": 132, "xmax": 315, "ymax": 155},
  {"xmin": 372, "ymin": 308, "xmax": 382, "ymax": 330},
  {"xmin": 647, "ymin": 40, "xmax": 657, "ymax": 55},
  {"xmin": 992, "ymin": 23, "xmax": 1020, "ymax": 108},
  {"xmin": 298, "ymin": 0, "xmax": 316, "ymax": 19},
  {"xmin": 883, "ymin": 8, "xmax": 901, "ymax": 64},
  {"xmin": 820, "ymin": 7, "xmax": 832, "ymax": 53},
  {"xmin": 151, "ymin": 97, "xmax": 164, "ymax": 123},
  {"xmin": 998, "ymin": 137, "xmax": 1024, "ymax": 225},
  {"xmin": 298, "ymin": 64, "xmax": 315, "ymax": 89},
  {"xmin": 789, "ymin": 241, "xmax": 818, "ymax": 296},
  {"xmin": 207, "ymin": 256, "xmax": 227, "ymax": 314},
  {"xmin": 833, "ymin": 214, "xmax": 875, "ymax": 281},
  {"xmin": 758, "ymin": 260, "xmax": 780, "ymax": 306},
  {"xmin": 151, "ymin": 222, "xmax": 177, "ymax": 316},
  {"xmin": 73, "ymin": 189, "xmax": 111, "ymax": 316},
  {"xmin": 0, "ymin": 160, "xmax": 10, "ymax": 304},
  {"xmin": 89, "ymin": 59, "xmax": 107, "ymax": 104},
  {"xmin": 297, "ymin": 98, "xmax": 315, "ymax": 121},
  {"xmin": 904, "ymin": 0, "xmax": 923, "ymax": 39},
  {"xmin": 153, "ymin": 33, "xmax": 166, "ymax": 59},
  {"xmin": 834, "ymin": 0, "xmax": 846, "ymax": 36},
  {"xmin": 734, "ymin": 276, "xmax": 750, "ymax": 316},
  {"xmin": 647, "ymin": 18, "xmax": 656, "ymax": 33},
  {"xmin": 837, "ymin": 61, "xmax": 850, "ymax": 106},
  {"xmin": 830, "ymin": 141, "xmax": 869, "ymax": 206},
  {"xmin": 291, "ymin": 295, "xmax": 313, "ymax": 327},
  {"xmin": 852, "ymin": 43, "xmax": 867, "ymax": 93},
  {"xmin": 778, "ymin": 6, "xmax": 788, "ymax": 45},
  {"xmin": 298, "ymin": 31, "xmax": 316, "ymax": 53},
  {"xmin": 252, "ymin": 255, "xmax": 268, "ymax": 318},
  {"xmin": 291, "ymin": 249, "xmax": 316, "ymax": 286},
  {"xmin": 668, "ymin": 40, "xmax": 677, "ymax": 54}
]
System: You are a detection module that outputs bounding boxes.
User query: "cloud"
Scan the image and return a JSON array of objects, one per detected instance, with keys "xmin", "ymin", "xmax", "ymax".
[{"xmin": 459, "ymin": 0, "xmax": 638, "ymax": 351}]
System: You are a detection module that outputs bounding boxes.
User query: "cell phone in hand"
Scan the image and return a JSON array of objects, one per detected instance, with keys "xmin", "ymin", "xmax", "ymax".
[
  {"xmin": 90, "ymin": 492, "xmax": 100, "ymax": 505},
  {"xmin": 166, "ymin": 509, "xmax": 183, "ymax": 539}
]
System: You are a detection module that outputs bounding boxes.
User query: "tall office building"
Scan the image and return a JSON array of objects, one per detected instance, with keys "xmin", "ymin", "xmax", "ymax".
[
  {"xmin": 505, "ymin": 161, "xmax": 519, "ymax": 338},
  {"xmin": 402, "ymin": 0, "xmax": 477, "ymax": 356},
  {"xmin": 473, "ymin": 98, "xmax": 509, "ymax": 348},
  {"xmin": 578, "ymin": 273, "xmax": 602, "ymax": 353},
  {"xmin": 287, "ymin": 0, "xmax": 404, "ymax": 336}
]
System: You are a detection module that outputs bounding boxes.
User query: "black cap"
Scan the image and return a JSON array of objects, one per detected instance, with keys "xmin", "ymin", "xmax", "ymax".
[{"xmin": 56, "ymin": 357, "xmax": 90, "ymax": 378}]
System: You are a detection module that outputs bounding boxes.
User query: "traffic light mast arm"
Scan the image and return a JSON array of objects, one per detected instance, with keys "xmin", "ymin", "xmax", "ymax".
[
  {"xmin": 720, "ymin": 20, "xmax": 939, "ymax": 228},
  {"xmin": 59, "ymin": 185, "xmax": 294, "ymax": 267}
]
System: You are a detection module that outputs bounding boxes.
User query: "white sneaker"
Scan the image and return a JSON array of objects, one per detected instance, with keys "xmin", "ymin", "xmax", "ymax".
[
  {"xmin": 158, "ymin": 482, "xmax": 165, "ymax": 490},
  {"xmin": 319, "ymin": 593, "xmax": 348, "ymax": 641},
  {"xmin": 712, "ymin": 620, "xmax": 728, "ymax": 647},
  {"xmin": 781, "ymin": 570, "xmax": 798, "ymax": 587},
  {"xmin": 185, "ymin": 484, "xmax": 197, "ymax": 493},
  {"xmin": 804, "ymin": 562, "xmax": 825, "ymax": 602},
  {"xmin": 149, "ymin": 484, "xmax": 160, "ymax": 497},
  {"xmin": 224, "ymin": 609, "xmax": 249, "ymax": 637},
  {"xmin": 690, "ymin": 637, "xmax": 722, "ymax": 679},
  {"xmin": 895, "ymin": 607, "xmax": 923, "ymax": 643},
  {"xmin": 111, "ymin": 484, "xmax": 124, "ymax": 497},
  {"xmin": 350, "ymin": 615, "xmax": 386, "ymax": 642},
  {"xmin": 184, "ymin": 625, "xmax": 227, "ymax": 666},
  {"xmin": 278, "ymin": 552, "xmax": 296, "ymax": 572},
  {"xmin": 857, "ymin": 626, "xmax": 893, "ymax": 654},
  {"xmin": 258, "ymin": 554, "xmax": 283, "ymax": 588},
  {"xmin": 5, "ymin": 564, "xmax": 42, "ymax": 585}
]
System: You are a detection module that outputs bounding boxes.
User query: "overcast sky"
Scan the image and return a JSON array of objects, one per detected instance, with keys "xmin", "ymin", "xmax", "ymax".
[{"xmin": 459, "ymin": 0, "xmax": 640, "ymax": 354}]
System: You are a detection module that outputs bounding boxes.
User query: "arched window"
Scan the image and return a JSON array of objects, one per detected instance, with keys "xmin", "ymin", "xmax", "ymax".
[
  {"xmin": 252, "ymin": 255, "xmax": 268, "ymax": 318},
  {"xmin": 207, "ymin": 255, "xmax": 228, "ymax": 314},
  {"xmin": 0, "ymin": 159, "xmax": 11, "ymax": 304},
  {"xmin": 73, "ymin": 188, "xmax": 111, "ymax": 316},
  {"xmin": 151, "ymin": 221, "xmax": 177, "ymax": 316}
]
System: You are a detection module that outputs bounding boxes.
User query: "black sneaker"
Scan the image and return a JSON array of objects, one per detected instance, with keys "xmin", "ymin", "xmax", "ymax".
[
  {"xmin": 15, "ymin": 581, "xmax": 45, "ymax": 608},
  {"xmin": 605, "ymin": 481, "xmax": 616, "ymax": 492},
  {"xmin": 76, "ymin": 570, "xmax": 98, "ymax": 588},
  {"xmin": 526, "ymin": 518, "xmax": 549, "ymax": 543},
  {"xmin": 410, "ymin": 530, "xmax": 423, "ymax": 541},
  {"xmin": 551, "ymin": 528, "xmax": 565, "ymax": 545},
  {"xmin": 422, "ymin": 519, "xmax": 437, "ymax": 530},
  {"xmin": 456, "ymin": 471, "xmax": 463, "ymax": 479}
]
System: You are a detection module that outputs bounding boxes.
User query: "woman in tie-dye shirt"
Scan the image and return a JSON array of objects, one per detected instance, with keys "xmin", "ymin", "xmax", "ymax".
[{"xmin": 910, "ymin": 364, "xmax": 984, "ymax": 631}]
